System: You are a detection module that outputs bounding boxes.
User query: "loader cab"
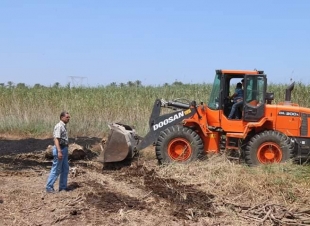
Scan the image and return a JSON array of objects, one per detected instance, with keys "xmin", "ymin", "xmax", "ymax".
[
  {"xmin": 243, "ymin": 74, "xmax": 267, "ymax": 121},
  {"xmin": 208, "ymin": 70, "xmax": 267, "ymax": 122}
]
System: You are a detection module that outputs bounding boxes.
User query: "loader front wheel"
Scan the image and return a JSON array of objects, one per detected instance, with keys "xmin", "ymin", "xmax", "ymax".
[
  {"xmin": 155, "ymin": 125, "xmax": 204, "ymax": 164},
  {"xmin": 245, "ymin": 130, "xmax": 294, "ymax": 166}
]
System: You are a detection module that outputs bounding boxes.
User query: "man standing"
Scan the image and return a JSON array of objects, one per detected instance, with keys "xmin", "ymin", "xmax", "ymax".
[{"xmin": 46, "ymin": 111, "xmax": 70, "ymax": 193}]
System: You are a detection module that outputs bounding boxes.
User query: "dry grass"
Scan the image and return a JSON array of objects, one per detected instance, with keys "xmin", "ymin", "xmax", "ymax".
[
  {"xmin": 155, "ymin": 155, "xmax": 310, "ymax": 224},
  {"xmin": 157, "ymin": 155, "xmax": 310, "ymax": 204}
]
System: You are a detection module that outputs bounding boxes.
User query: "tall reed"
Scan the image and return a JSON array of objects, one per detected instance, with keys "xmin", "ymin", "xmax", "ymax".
[{"xmin": 0, "ymin": 82, "xmax": 309, "ymax": 138}]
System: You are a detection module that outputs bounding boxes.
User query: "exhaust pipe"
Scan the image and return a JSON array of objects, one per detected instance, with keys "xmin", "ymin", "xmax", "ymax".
[{"xmin": 284, "ymin": 82, "xmax": 295, "ymax": 105}]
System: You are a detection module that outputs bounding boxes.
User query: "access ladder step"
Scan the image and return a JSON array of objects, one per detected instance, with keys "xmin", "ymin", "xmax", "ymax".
[{"xmin": 226, "ymin": 133, "xmax": 244, "ymax": 139}]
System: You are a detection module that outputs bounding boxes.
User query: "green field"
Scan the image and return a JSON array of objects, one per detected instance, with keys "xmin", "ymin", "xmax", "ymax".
[{"xmin": 1, "ymin": 82, "xmax": 309, "ymax": 138}]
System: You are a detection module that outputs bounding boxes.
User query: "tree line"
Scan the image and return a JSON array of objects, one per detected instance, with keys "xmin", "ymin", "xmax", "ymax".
[{"xmin": 0, "ymin": 79, "xmax": 187, "ymax": 88}]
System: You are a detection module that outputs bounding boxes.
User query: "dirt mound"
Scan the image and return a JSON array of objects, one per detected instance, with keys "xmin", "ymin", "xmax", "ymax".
[
  {"xmin": 144, "ymin": 170, "xmax": 216, "ymax": 219},
  {"xmin": 110, "ymin": 164, "xmax": 217, "ymax": 220}
]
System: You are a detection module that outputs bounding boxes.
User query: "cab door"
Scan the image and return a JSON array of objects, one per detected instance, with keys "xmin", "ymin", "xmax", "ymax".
[{"xmin": 243, "ymin": 74, "xmax": 266, "ymax": 122}]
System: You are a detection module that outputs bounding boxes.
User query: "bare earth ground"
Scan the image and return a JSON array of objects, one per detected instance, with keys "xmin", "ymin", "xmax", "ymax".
[{"xmin": 0, "ymin": 137, "xmax": 310, "ymax": 226}]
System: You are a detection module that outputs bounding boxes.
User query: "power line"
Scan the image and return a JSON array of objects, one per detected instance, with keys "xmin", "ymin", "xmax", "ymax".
[{"xmin": 67, "ymin": 76, "xmax": 87, "ymax": 87}]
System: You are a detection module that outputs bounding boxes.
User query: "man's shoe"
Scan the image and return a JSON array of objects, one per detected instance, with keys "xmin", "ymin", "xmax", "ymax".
[
  {"xmin": 46, "ymin": 189, "xmax": 56, "ymax": 194},
  {"xmin": 59, "ymin": 188, "xmax": 72, "ymax": 192}
]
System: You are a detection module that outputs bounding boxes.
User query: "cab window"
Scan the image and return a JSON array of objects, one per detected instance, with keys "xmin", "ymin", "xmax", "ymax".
[
  {"xmin": 245, "ymin": 76, "xmax": 265, "ymax": 106},
  {"xmin": 208, "ymin": 74, "xmax": 221, "ymax": 110}
]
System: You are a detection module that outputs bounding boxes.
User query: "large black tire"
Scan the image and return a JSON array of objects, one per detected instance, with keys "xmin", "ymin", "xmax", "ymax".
[
  {"xmin": 245, "ymin": 130, "xmax": 294, "ymax": 166},
  {"xmin": 155, "ymin": 125, "xmax": 204, "ymax": 164}
]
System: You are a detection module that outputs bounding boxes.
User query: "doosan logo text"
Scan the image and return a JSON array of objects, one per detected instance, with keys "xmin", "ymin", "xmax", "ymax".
[{"xmin": 153, "ymin": 111, "xmax": 185, "ymax": 131}]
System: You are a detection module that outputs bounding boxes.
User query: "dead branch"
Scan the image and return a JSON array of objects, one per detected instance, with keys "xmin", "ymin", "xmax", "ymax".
[
  {"xmin": 65, "ymin": 196, "xmax": 84, "ymax": 206},
  {"xmin": 54, "ymin": 214, "xmax": 68, "ymax": 224},
  {"xmin": 261, "ymin": 206, "xmax": 273, "ymax": 223}
]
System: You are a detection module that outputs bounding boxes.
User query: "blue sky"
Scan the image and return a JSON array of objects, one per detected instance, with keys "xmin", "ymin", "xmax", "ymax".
[{"xmin": 0, "ymin": 0, "xmax": 309, "ymax": 86}]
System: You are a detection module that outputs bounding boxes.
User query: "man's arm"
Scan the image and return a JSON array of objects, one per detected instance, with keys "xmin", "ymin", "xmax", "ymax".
[
  {"xmin": 229, "ymin": 91, "xmax": 237, "ymax": 99},
  {"xmin": 54, "ymin": 138, "xmax": 63, "ymax": 159}
]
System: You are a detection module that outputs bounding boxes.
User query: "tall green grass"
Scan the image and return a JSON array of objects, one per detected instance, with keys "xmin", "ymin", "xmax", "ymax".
[{"xmin": 1, "ymin": 82, "xmax": 309, "ymax": 138}]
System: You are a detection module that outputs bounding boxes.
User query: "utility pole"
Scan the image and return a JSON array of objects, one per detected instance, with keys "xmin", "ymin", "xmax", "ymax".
[{"xmin": 68, "ymin": 76, "xmax": 87, "ymax": 87}]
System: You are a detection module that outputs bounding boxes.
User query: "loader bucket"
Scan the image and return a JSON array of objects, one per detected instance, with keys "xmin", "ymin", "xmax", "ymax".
[{"xmin": 99, "ymin": 123, "xmax": 140, "ymax": 163}]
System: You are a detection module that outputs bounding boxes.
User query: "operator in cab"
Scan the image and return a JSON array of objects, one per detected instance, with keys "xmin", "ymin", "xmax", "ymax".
[{"xmin": 228, "ymin": 82, "xmax": 244, "ymax": 119}]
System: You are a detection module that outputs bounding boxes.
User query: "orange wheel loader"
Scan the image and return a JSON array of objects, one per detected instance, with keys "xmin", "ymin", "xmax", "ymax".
[{"xmin": 99, "ymin": 69, "xmax": 310, "ymax": 166}]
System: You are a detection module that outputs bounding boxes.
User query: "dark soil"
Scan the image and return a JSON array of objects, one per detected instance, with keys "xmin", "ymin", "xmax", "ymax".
[
  {"xmin": 85, "ymin": 180, "xmax": 148, "ymax": 213},
  {"xmin": 0, "ymin": 137, "xmax": 102, "ymax": 156},
  {"xmin": 109, "ymin": 164, "xmax": 218, "ymax": 220}
]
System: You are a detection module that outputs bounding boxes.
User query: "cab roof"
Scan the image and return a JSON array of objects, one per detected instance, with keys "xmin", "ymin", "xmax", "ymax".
[{"xmin": 216, "ymin": 69, "xmax": 264, "ymax": 75}]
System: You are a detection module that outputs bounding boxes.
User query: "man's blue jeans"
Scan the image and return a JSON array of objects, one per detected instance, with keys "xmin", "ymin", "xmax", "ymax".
[
  {"xmin": 228, "ymin": 101, "xmax": 243, "ymax": 119},
  {"xmin": 46, "ymin": 146, "xmax": 69, "ymax": 191}
]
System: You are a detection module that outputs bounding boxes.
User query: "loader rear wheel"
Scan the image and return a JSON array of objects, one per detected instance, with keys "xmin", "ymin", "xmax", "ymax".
[
  {"xmin": 155, "ymin": 125, "xmax": 204, "ymax": 164},
  {"xmin": 245, "ymin": 130, "xmax": 294, "ymax": 166}
]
